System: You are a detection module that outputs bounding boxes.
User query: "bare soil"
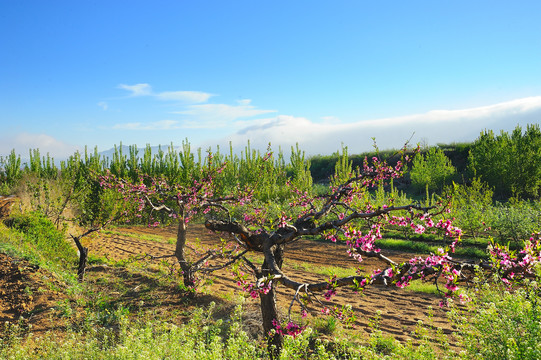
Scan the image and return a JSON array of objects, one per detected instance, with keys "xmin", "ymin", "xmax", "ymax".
[
  {"xmin": 0, "ymin": 222, "xmax": 458, "ymax": 350},
  {"xmin": 87, "ymin": 224, "xmax": 457, "ymax": 345},
  {"xmin": 0, "ymin": 253, "xmax": 68, "ymax": 336}
]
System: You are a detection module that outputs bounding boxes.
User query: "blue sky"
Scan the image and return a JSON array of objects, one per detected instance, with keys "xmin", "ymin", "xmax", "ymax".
[{"xmin": 1, "ymin": 1, "xmax": 541, "ymax": 159}]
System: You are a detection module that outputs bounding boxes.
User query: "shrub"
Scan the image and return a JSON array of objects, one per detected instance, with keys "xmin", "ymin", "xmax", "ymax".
[
  {"xmin": 450, "ymin": 279, "xmax": 541, "ymax": 359},
  {"xmin": 6, "ymin": 211, "xmax": 77, "ymax": 266},
  {"xmin": 490, "ymin": 200, "xmax": 541, "ymax": 247},
  {"xmin": 450, "ymin": 178, "xmax": 494, "ymax": 238}
]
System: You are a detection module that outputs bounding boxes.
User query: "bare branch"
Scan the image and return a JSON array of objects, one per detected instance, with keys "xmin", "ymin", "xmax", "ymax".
[
  {"xmin": 144, "ymin": 194, "xmax": 174, "ymax": 213},
  {"xmin": 199, "ymin": 249, "xmax": 249, "ymax": 274},
  {"xmin": 205, "ymin": 219, "xmax": 263, "ymax": 251}
]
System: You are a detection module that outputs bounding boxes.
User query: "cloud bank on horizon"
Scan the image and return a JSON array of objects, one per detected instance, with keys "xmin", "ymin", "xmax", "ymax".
[
  {"xmin": 203, "ymin": 96, "xmax": 541, "ymax": 155},
  {"xmin": 110, "ymin": 84, "xmax": 541, "ymax": 156},
  {"xmin": 1, "ymin": 94, "xmax": 541, "ymax": 159},
  {"xmin": 112, "ymin": 84, "xmax": 541, "ymax": 156},
  {"xmin": 0, "ymin": 133, "xmax": 79, "ymax": 159}
]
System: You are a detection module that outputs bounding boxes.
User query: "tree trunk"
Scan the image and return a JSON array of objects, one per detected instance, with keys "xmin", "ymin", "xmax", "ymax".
[
  {"xmin": 77, "ymin": 247, "xmax": 88, "ymax": 282},
  {"xmin": 72, "ymin": 235, "xmax": 88, "ymax": 282},
  {"xmin": 175, "ymin": 218, "xmax": 195, "ymax": 289},
  {"xmin": 260, "ymin": 244, "xmax": 284, "ymax": 359}
]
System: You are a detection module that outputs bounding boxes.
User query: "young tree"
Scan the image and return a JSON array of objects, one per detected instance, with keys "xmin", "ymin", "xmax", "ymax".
[
  {"xmin": 450, "ymin": 177, "xmax": 494, "ymax": 238},
  {"xmin": 469, "ymin": 124, "xmax": 541, "ymax": 198},
  {"xmin": 410, "ymin": 147, "xmax": 456, "ymax": 192},
  {"xmin": 0, "ymin": 149, "xmax": 22, "ymax": 188}
]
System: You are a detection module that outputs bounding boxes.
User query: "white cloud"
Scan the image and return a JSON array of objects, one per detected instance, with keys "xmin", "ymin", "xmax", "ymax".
[
  {"xmin": 237, "ymin": 99, "xmax": 252, "ymax": 106},
  {"xmin": 176, "ymin": 103, "xmax": 277, "ymax": 128},
  {"xmin": 320, "ymin": 116, "xmax": 340, "ymax": 124},
  {"xmin": 97, "ymin": 101, "xmax": 108, "ymax": 110},
  {"xmin": 0, "ymin": 133, "xmax": 79, "ymax": 159},
  {"xmin": 118, "ymin": 83, "xmax": 152, "ymax": 97},
  {"xmin": 155, "ymin": 91, "xmax": 213, "ymax": 103},
  {"xmin": 113, "ymin": 120, "xmax": 180, "ymax": 130},
  {"xmin": 114, "ymin": 84, "xmax": 274, "ymax": 129},
  {"xmin": 117, "ymin": 83, "xmax": 213, "ymax": 104},
  {"xmin": 205, "ymin": 96, "xmax": 541, "ymax": 156}
]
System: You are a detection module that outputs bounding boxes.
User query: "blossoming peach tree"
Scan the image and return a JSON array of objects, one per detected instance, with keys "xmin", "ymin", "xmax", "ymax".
[
  {"xmin": 101, "ymin": 148, "xmax": 541, "ymax": 356},
  {"xmin": 99, "ymin": 153, "xmax": 252, "ymax": 290},
  {"xmin": 204, "ymin": 152, "xmax": 466, "ymax": 351}
]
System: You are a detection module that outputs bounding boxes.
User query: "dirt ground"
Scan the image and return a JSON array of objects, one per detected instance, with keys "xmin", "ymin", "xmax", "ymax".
[
  {"xmin": 0, "ymin": 222, "xmax": 458, "ymax": 350},
  {"xmin": 87, "ymin": 224, "xmax": 457, "ymax": 345},
  {"xmin": 0, "ymin": 253, "xmax": 68, "ymax": 336}
]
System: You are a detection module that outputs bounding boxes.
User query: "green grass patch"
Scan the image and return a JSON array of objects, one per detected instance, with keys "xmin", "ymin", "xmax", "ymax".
[
  {"xmin": 6, "ymin": 211, "xmax": 77, "ymax": 265},
  {"xmin": 375, "ymin": 238, "xmax": 488, "ymax": 259},
  {"xmin": 450, "ymin": 281, "xmax": 541, "ymax": 359},
  {"xmin": 102, "ymin": 228, "xmax": 176, "ymax": 244},
  {"xmin": 375, "ymin": 238, "xmax": 434, "ymax": 253},
  {"xmin": 0, "ymin": 303, "xmax": 267, "ymax": 360},
  {"xmin": 403, "ymin": 281, "xmax": 440, "ymax": 295},
  {"xmin": 0, "ymin": 213, "xmax": 80, "ymax": 281},
  {"xmin": 0, "ymin": 218, "xmax": 82, "ymax": 293},
  {"xmin": 287, "ymin": 261, "xmax": 356, "ymax": 278}
]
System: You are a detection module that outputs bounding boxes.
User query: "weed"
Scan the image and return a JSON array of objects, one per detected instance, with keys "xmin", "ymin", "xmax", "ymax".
[
  {"xmin": 370, "ymin": 330, "xmax": 397, "ymax": 355},
  {"xmin": 6, "ymin": 211, "xmax": 77, "ymax": 266},
  {"xmin": 403, "ymin": 281, "xmax": 440, "ymax": 295},
  {"xmin": 312, "ymin": 315, "xmax": 338, "ymax": 336},
  {"xmin": 450, "ymin": 279, "xmax": 541, "ymax": 359}
]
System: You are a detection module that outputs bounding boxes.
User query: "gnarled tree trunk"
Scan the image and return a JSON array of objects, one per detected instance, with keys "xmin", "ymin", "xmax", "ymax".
[
  {"xmin": 175, "ymin": 218, "xmax": 196, "ymax": 289},
  {"xmin": 260, "ymin": 244, "xmax": 284, "ymax": 359}
]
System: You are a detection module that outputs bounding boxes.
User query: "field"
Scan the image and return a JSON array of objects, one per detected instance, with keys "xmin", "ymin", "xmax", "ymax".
[
  {"xmin": 1, "ymin": 223, "xmax": 456, "ymax": 351},
  {"xmin": 97, "ymin": 224, "xmax": 455, "ymax": 339},
  {"xmin": 2, "ymin": 134, "xmax": 541, "ymax": 358}
]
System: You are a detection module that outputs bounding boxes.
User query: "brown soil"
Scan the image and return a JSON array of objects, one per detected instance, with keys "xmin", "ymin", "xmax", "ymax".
[
  {"xmin": 87, "ymin": 224, "xmax": 457, "ymax": 345},
  {"xmin": 0, "ymin": 222, "xmax": 458, "ymax": 350},
  {"xmin": 0, "ymin": 253, "xmax": 68, "ymax": 336}
]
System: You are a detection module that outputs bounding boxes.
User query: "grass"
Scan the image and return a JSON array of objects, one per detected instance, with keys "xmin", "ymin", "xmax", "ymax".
[
  {"xmin": 287, "ymin": 261, "xmax": 355, "ymax": 279},
  {"xmin": 375, "ymin": 238, "xmax": 488, "ymax": 259},
  {"xmin": 4, "ymin": 211, "xmax": 538, "ymax": 359},
  {"xmin": 0, "ymin": 302, "xmax": 268, "ymax": 360},
  {"xmin": 449, "ymin": 281, "xmax": 541, "ymax": 359},
  {"xmin": 0, "ymin": 221, "xmax": 80, "ymax": 288},
  {"xmin": 403, "ymin": 281, "xmax": 440, "ymax": 295},
  {"xmin": 101, "ymin": 228, "xmax": 176, "ymax": 244}
]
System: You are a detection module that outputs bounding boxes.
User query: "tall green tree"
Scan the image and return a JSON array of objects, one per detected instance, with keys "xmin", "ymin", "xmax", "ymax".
[
  {"xmin": 469, "ymin": 124, "xmax": 541, "ymax": 198},
  {"xmin": 410, "ymin": 147, "xmax": 456, "ymax": 192},
  {"xmin": 0, "ymin": 149, "xmax": 22, "ymax": 186}
]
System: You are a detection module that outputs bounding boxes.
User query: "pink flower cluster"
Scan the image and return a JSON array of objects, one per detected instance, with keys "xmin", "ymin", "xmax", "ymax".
[
  {"xmin": 233, "ymin": 271, "xmax": 272, "ymax": 299},
  {"xmin": 278, "ymin": 213, "xmax": 292, "ymax": 228},
  {"xmin": 435, "ymin": 219, "xmax": 462, "ymax": 238},
  {"xmin": 343, "ymin": 225, "xmax": 382, "ymax": 259},
  {"xmin": 287, "ymin": 181, "xmax": 312, "ymax": 209},
  {"xmin": 320, "ymin": 304, "xmax": 356, "ymax": 327},
  {"xmin": 361, "ymin": 155, "xmax": 406, "ymax": 185},
  {"xmin": 243, "ymin": 207, "xmax": 264, "ymax": 225},
  {"xmin": 324, "ymin": 276, "xmax": 338, "ymax": 300},
  {"xmin": 393, "ymin": 249, "xmax": 456, "ymax": 290},
  {"xmin": 271, "ymin": 319, "xmax": 305, "ymax": 338},
  {"xmin": 489, "ymin": 236, "xmax": 541, "ymax": 285}
]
